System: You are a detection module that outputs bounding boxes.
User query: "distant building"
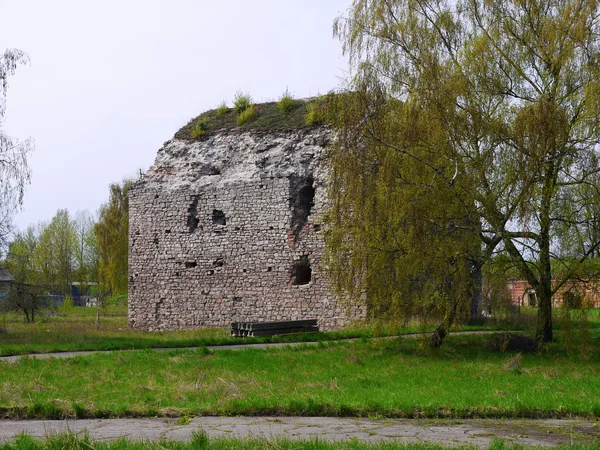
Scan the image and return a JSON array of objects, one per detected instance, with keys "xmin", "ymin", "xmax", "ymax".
[
  {"xmin": 70, "ymin": 282, "xmax": 99, "ymax": 307},
  {"xmin": 0, "ymin": 267, "xmax": 15, "ymax": 295},
  {"xmin": 507, "ymin": 279, "xmax": 600, "ymax": 308}
]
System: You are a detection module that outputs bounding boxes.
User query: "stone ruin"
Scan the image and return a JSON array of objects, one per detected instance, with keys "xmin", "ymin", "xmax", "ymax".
[{"xmin": 128, "ymin": 113, "xmax": 365, "ymax": 331}]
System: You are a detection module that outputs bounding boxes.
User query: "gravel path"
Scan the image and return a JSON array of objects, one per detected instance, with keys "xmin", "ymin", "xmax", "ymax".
[{"xmin": 0, "ymin": 417, "xmax": 598, "ymax": 447}]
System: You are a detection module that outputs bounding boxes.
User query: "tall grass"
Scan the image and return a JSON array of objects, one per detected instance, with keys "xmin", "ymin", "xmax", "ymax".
[
  {"xmin": 0, "ymin": 331, "xmax": 598, "ymax": 420},
  {"xmin": 0, "ymin": 305, "xmax": 514, "ymax": 357},
  {"xmin": 4, "ymin": 433, "xmax": 571, "ymax": 450}
]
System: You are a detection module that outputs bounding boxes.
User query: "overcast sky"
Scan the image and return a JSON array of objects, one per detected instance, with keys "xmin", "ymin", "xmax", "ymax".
[{"xmin": 0, "ymin": 0, "xmax": 352, "ymax": 231}]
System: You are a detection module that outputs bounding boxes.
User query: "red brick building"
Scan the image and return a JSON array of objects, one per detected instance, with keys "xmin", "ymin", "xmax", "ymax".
[{"xmin": 507, "ymin": 279, "xmax": 600, "ymax": 308}]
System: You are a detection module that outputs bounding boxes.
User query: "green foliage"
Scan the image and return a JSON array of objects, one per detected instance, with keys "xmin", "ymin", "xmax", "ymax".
[
  {"xmin": 58, "ymin": 295, "xmax": 75, "ymax": 314},
  {"xmin": 233, "ymin": 91, "xmax": 253, "ymax": 113},
  {"xmin": 215, "ymin": 101, "xmax": 228, "ymax": 118},
  {"xmin": 1, "ymin": 283, "xmax": 44, "ymax": 323},
  {"xmin": 190, "ymin": 118, "xmax": 208, "ymax": 139},
  {"xmin": 95, "ymin": 179, "xmax": 133, "ymax": 296},
  {"xmin": 4, "ymin": 208, "xmax": 98, "ymax": 321},
  {"xmin": 304, "ymin": 98, "xmax": 326, "ymax": 125},
  {"xmin": 73, "ymin": 210, "xmax": 98, "ymax": 286},
  {"xmin": 325, "ymin": 93, "xmax": 478, "ymax": 347},
  {"xmin": 4, "ymin": 225, "xmax": 39, "ymax": 287},
  {"xmin": 333, "ymin": 0, "xmax": 600, "ymax": 343},
  {"xmin": 36, "ymin": 209, "xmax": 78, "ymax": 295},
  {"xmin": 277, "ymin": 88, "xmax": 295, "ymax": 112},
  {"xmin": 236, "ymin": 104, "xmax": 258, "ymax": 126}
]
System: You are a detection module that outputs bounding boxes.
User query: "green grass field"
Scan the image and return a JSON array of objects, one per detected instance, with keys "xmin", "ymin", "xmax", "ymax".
[
  {"xmin": 1, "ymin": 306, "xmax": 598, "ymax": 421},
  {"xmin": 0, "ymin": 327, "xmax": 598, "ymax": 420},
  {"xmin": 0, "ymin": 306, "xmax": 508, "ymax": 357},
  {"xmin": 5, "ymin": 433, "xmax": 594, "ymax": 450}
]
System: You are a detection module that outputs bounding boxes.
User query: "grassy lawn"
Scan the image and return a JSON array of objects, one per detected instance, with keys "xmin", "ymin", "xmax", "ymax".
[
  {"xmin": 5, "ymin": 433, "xmax": 591, "ymax": 450},
  {"xmin": 0, "ymin": 306, "xmax": 508, "ymax": 357},
  {"xmin": 0, "ymin": 325, "xmax": 598, "ymax": 420},
  {"xmin": 3, "ymin": 433, "xmax": 599, "ymax": 450}
]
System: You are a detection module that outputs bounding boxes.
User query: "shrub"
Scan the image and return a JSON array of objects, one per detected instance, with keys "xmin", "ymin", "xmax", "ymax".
[
  {"xmin": 233, "ymin": 91, "xmax": 253, "ymax": 113},
  {"xmin": 487, "ymin": 333, "xmax": 538, "ymax": 353},
  {"xmin": 236, "ymin": 104, "xmax": 258, "ymax": 125},
  {"xmin": 277, "ymin": 88, "xmax": 295, "ymax": 112},
  {"xmin": 190, "ymin": 118, "xmax": 208, "ymax": 139},
  {"xmin": 216, "ymin": 101, "xmax": 228, "ymax": 118},
  {"xmin": 58, "ymin": 295, "xmax": 75, "ymax": 314},
  {"xmin": 305, "ymin": 99, "xmax": 326, "ymax": 126}
]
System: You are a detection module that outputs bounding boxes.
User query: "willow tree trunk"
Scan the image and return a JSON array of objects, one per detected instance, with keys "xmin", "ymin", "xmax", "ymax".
[
  {"xmin": 430, "ymin": 301, "xmax": 458, "ymax": 349},
  {"xmin": 536, "ymin": 172, "xmax": 554, "ymax": 343}
]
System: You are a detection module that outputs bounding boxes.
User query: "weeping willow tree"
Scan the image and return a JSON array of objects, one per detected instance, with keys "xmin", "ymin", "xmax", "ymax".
[
  {"xmin": 325, "ymin": 91, "xmax": 481, "ymax": 348},
  {"xmin": 330, "ymin": 0, "xmax": 600, "ymax": 343}
]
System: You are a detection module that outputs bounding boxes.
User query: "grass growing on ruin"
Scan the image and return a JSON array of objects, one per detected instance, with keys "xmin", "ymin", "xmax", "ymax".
[
  {"xmin": 175, "ymin": 97, "xmax": 325, "ymax": 140},
  {"xmin": 0, "ymin": 326, "xmax": 599, "ymax": 420},
  {"xmin": 4, "ymin": 433, "xmax": 580, "ymax": 450}
]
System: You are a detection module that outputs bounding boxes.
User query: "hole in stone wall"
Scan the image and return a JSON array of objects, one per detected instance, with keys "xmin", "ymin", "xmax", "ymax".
[
  {"xmin": 212, "ymin": 209, "xmax": 226, "ymax": 226},
  {"xmin": 291, "ymin": 255, "xmax": 312, "ymax": 285},
  {"xmin": 234, "ymin": 227, "xmax": 240, "ymax": 231},
  {"xmin": 233, "ymin": 296, "xmax": 242, "ymax": 302},
  {"xmin": 213, "ymin": 258, "xmax": 224, "ymax": 267},
  {"xmin": 153, "ymin": 236, "xmax": 159, "ymax": 245},
  {"xmin": 187, "ymin": 197, "xmax": 200, "ymax": 233},
  {"xmin": 165, "ymin": 229, "xmax": 171, "ymax": 234},
  {"xmin": 208, "ymin": 270, "xmax": 214, "ymax": 275},
  {"xmin": 269, "ymin": 226, "xmax": 274, "ymax": 230},
  {"xmin": 242, "ymin": 269, "xmax": 247, "ymax": 273},
  {"xmin": 154, "ymin": 194, "xmax": 159, "ymax": 199},
  {"xmin": 185, "ymin": 261, "xmax": 197, "ymax": 268},
  {"xmin": 289, "ymin": 175, "xmax": 315, "ymax": 242},
  {"xmin": 313, "ymin": 224, "xmax": 321, "ymax": 232},
  {"xmin": 200, "ymin": 164, "xmax": 221, "ymax": 176},
  {"xmin": 175, "ymin": 272, "xmax": 180, "ymax": 277}
]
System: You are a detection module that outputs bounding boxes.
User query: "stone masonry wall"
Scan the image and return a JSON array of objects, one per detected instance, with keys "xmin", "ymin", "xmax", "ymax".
[{"xmin": 128, "ymin": 127, "xmax": 365, "ymax": 331}]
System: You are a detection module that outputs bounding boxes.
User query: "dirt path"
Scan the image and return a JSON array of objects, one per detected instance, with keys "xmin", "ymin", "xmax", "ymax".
[
  {"xmin": 0, "ymin": 417, "xmax": 597, "ymax": 447},
  {"xmin": 0, "ymin": 330, "xmax": 510, "ymax": 363}
]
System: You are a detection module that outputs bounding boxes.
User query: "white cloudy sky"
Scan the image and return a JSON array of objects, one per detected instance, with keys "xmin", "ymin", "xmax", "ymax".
[{"xmin": 0, "ymin": 0, "xmax": 352, "ymax": 230}]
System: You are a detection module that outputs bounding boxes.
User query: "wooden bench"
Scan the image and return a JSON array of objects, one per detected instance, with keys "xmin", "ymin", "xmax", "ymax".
[{"xmin": 231, "ymin": 319, "xmax": 319, "ymax": 337}]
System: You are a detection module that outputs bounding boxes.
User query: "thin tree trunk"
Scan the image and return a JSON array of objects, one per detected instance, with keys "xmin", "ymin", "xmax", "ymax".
[
  {"xmin": 430, "ymin": 300, "xmax": 458, "ymax": 349},
  {"xmin": 470, "ymin": 259, "xmax": 483, "ymax": 320}
]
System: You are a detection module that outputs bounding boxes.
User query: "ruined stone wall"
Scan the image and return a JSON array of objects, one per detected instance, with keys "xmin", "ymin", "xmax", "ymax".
[{"xmin": 128, "ymin": 127, "xmax": 365, "ymax": 330}]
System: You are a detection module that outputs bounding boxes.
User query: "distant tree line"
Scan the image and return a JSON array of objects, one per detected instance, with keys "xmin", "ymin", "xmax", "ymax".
[{"xmin": 2, "ymin": 179, "xmax": 133, "ymax": 319}]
